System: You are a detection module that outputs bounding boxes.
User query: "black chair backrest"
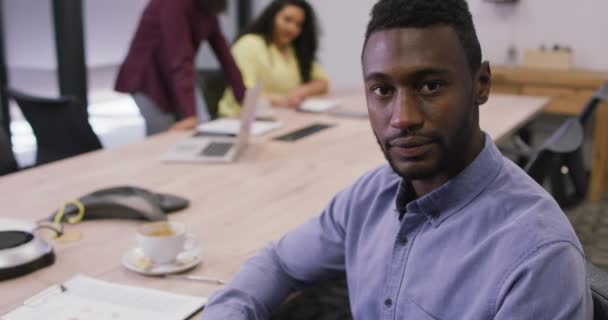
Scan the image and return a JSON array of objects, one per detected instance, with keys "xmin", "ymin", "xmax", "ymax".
[
  {"xmin": 587, "ymin": 261, "xmax": 608, "ymax": 320},
  {"xmin": 579, "ymin": 82, "xmax": 608, "ymax": 126},
  {"xmin": 6, "ymin": 88, "xmax": 102, "ymax": 165},
  {"xmin": 0, "ymin": 127, "xmax": 17, "ymax": 175},
  {"xmin": 524, "ymin": 118, "xmax": 587, "ymax": 208},
  {"xmin": 197, "ymin": 69, "xmax": 226, "ymax": 120}
]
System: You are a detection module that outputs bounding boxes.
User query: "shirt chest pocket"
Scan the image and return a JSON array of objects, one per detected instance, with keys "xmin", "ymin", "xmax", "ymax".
[{"xmin": 395, "ymin": 298, "xmax": 441, "ymax": 320}]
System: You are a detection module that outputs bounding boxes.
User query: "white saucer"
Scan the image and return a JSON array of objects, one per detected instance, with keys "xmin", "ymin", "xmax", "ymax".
[{"xmin": 121, "ymin": 245, "xmax": 202, "ymax": 276}]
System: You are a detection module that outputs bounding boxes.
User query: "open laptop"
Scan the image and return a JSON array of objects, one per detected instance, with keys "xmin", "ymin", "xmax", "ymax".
[{"xmin": 162, "ymin": 83, "xmax": 261, "ymax": 163}]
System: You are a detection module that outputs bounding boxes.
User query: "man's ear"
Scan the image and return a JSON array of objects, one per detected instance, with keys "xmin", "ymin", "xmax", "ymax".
[{"xmin": 475, "ymin": 61, "xmax": 491, "ymax": 105}]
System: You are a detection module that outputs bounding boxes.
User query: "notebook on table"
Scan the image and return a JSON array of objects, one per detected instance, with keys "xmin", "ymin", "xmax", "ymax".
[
  {"xmin": 1, "ymin": 274, "xmax": 207, "ymax": 320},
  {"xmin": 195, "ymin": 118, "xmax": 282, "ymax": 137},
  {"xmin": 162, "ymin": 82, "xmax": 262, "ymax": 163},
  {"xmin": 297, "ymin": 98, "xmax": 340, "ymax": 113}
]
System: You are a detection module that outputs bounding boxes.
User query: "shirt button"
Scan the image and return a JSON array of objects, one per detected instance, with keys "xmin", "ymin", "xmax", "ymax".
[
  {"xmin": 384, "ymin": 298, "xmax": 393, "ymax": 308},
  {"xmin": 399, "ymin": 236, "xmax": 408, "ymax": 245}
]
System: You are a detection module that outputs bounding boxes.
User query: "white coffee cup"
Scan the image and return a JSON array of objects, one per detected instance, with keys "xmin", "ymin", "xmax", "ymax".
[{"xmin": 136, "ymin": 221, "xmax": 187, "ymax": 264}]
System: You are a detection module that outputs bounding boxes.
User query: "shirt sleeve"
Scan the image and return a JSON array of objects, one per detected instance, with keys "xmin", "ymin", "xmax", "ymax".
[
  {"xmin": 158, "ymin": 2, "xmax": 197, "ymax": 117},
  {"xmin": 217, "ymin": 35, "xmax": 268, "ymax": 117},
  {"xmin": 494, "ymin": 242, "xmax": 592, "ymax": 319},
  {"xmin": 231, "ymin": 35, "xmax": 267, "ymax": 87},
  {"xmin": 207, "ymin": 17, "xmax": 245, "ymax": 103},
  {"xmin": 201, "ymin": 191, "xmax": 349, "ymax": 319}
]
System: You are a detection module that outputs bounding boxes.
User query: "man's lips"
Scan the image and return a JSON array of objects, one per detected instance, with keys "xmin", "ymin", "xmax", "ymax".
[
  {"xmin": 389, "ymin": 136, "xmax": 434, "ymax": 148},
  {"xmin": 388, "ymin": 137, "xmax": 435, "ymax": 158}
]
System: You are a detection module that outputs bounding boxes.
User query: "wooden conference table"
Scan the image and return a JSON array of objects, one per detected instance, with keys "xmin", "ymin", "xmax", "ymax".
[{"xmin": 0, "ymin": 93, "xmax": 547, "ymax": 315}]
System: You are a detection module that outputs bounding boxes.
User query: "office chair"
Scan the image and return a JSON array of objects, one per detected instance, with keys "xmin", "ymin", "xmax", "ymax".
[
  {"xmin": 505, "ymin": 82, "xmax": 608, "ymax": 168},
  {"xmin": 6, "ymin": 88, "xmax": 102, "ymax": 165},
  {"xmin": 587, "ymin": 261, "xmax": 608, "ymax": 320},
  {"xmin": 271, "ymin": 263, "xmax": 606, "ymax": 319},
  {"xmin": 516, "ymin": 82, "xmax": 608, "ymax": 208},
  {"xmin": 197, "ymin": 69, "xmax": 227, "ymax": 120},
  {"xmin": 0, "ymin": 126, "xmax": 18, "ymax": 175},
  {"xmin": 524, "ymin": 117, "xmax": 587, "ymax": 208},
  {"xmin": 272, "ymin": 277, "xmax": 352, "ymax": 320},
  {"xmin": 579, "ymin": 82, "xmax": 608, "ymax": 127}
]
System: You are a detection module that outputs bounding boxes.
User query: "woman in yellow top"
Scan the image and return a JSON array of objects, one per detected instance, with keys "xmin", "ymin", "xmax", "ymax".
[{"xmin": 218, "ymin": 0, "xmax": 329, "ymax": 117}]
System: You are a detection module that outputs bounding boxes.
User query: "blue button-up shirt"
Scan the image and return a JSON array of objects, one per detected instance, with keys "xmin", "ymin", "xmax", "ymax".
[{"xmin": 202, "ymin": 135, "xmax": 592, "ymax": 319}]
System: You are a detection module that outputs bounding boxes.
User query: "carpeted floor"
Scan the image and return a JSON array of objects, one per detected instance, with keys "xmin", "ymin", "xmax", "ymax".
[{"xmin": 567, "ymin": 194, "xmax": 608, "ymax": 268}]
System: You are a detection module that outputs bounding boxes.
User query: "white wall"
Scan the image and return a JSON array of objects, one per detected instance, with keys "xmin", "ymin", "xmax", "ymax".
[
  {"xmin": 304, "ymin": 0, "xmax": 375, "ymax": 90},
  {"xmin": 83, "ymin": 0, "xmax": 149, "ymax": 67},
  {"xmin": 3, "ymin": 0, "xmax": 150, "ymax": 70},
  {"xmin": 469, "ymin": 0, "xmax": 608, "ymax": 70},
  {"xmin": 4, "ymin": 0, "xmax": 240, "ymax": 70},
  {"xmin": 4, "ymin": 0, "xmax": 607, "ymax": 88},
  {"xmin": 255, "ymin": 0, "xmax": 608, "ymax": 90},
  {"xmin": 86, "ymin": 0, "xmax": 240, "ymax": 69},
  {"xmin": 4, "ymin": 0, "xmax": 56, "ymax": 69}
]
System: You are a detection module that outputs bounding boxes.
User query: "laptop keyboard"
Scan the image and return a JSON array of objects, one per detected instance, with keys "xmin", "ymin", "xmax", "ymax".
[{"xmin": 201, "ymin": 142, "xmax": 234, "ymax": 157}]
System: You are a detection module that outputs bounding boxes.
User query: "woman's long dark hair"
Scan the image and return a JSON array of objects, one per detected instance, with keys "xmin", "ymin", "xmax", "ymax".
[
  {"xmin": 240, "ymin": 0, "xmax": 319, "ymax": 83},
  {"xmin": 194, "ymin": 0, "xmax": 227, "ymax": 14}
]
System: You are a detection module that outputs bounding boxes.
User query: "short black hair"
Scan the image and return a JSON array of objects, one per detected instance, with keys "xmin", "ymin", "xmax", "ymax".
[{"xmin": 364, "ymin": 0, "xmax": 482, "ymax": 73}]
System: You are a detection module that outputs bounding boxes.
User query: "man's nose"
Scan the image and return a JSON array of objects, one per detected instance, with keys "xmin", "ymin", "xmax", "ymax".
[{"xmin": 389, "ymin": 91, "xmax": 424, "ymax": 131}]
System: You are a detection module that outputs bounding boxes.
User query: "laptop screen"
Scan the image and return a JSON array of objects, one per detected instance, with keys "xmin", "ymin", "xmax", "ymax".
[{"xmin": 233, "ymin": 82, "xmax": 262, "ymax": 155}]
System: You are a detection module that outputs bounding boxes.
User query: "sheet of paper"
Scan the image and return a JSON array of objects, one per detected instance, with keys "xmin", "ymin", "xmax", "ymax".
[
  {"xmin": 1, "ymin": 275, "xmax": 206, "ymax": 320},
  {"xmin": 197, "ymin": 119, "xmax": 282, "ymax": 136},
  {"xmin": 298, "ymin": 98, "xmax": 340, "ymax": 113}
]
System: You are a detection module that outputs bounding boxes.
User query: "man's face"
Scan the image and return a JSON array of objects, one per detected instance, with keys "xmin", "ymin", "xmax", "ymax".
[{"xmin": 362, "ymin": 26, "xmax": 489, "ymax": 181}]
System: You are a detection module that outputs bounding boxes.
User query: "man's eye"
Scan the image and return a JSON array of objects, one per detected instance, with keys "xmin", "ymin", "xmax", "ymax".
[
  {"xmin": 371, "ymin": 86, "xmax": 394, "ymax": 98},
  {"xmin": 419, "ymin": 81, "xmax": 444, "ymax": 95}
]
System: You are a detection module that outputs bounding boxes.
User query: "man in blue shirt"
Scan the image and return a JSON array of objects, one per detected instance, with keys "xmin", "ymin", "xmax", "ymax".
[{"xmin": 201, "ymin": 0, "xmax": 592, "ymax": 319}]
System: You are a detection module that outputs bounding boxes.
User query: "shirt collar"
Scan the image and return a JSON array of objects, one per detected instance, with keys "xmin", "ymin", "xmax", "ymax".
[{"xmin": 394, "ymin": 133, "xmax": 504, "ymax": 227}]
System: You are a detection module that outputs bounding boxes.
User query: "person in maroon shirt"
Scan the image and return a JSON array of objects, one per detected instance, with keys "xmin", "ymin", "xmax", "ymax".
[{"xmin": 115, "ymin": 0, "xmax": 245, "ymax": 135}]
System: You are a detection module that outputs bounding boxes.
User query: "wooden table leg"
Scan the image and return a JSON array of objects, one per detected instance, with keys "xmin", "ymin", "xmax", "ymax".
[{"xmin": 589, "ymin": 101, "xmax": 608, "ymax": 202}]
